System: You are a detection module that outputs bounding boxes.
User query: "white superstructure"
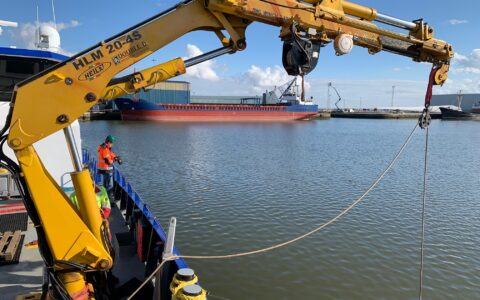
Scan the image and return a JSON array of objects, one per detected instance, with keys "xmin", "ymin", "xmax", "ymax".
[
  {"xmin": 35, "ymin": 24, "xmax": 61, "ymax": 53},
  {"xmin": 0, "ymin": 103, "xmax": 81, "ymax": 189}
]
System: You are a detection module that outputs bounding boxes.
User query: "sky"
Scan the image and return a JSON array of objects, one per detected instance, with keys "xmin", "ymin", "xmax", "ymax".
[{"xmin": 1, "ymin": 0, "xmax": 479, "ymax": 108}]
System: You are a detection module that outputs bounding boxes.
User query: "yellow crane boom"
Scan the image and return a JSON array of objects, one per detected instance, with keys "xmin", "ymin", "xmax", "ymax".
[{"xmin": 105, "ymin": 0, "xmax": 453, "ymax": 104}]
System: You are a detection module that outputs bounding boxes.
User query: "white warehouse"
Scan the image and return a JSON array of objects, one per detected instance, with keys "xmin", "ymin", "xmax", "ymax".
[{"xmin": 431, "ymin": 93, "xmax": 480, "ymax": 112}]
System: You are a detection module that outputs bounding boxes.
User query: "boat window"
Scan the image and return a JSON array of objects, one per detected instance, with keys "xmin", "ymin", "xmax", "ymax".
[
  {"xmin": 39, "ymin": 60, "xmax": 57, "ymax": 71},
  {"xmin": 0, "ymin": 55, "xmax": 60, "ymax": 102},
  {"xmin": 6, "ymin": 59, "xmax": 36, "ymax": 75}
]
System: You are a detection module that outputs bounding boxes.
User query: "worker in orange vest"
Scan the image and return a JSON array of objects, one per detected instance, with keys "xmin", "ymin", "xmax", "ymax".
[{"xmin": 97, "ymin": 135, "xmax": 122, "ymax": 199}]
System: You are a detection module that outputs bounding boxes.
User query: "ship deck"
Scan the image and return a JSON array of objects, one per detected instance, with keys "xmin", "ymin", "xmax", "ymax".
[
  {"xmin": 0, "ymin": 198, "xmax": 152, "ymax": 299},
  {"xmin": 0, "ymin": 200, "xmax": 43, "ymax": 299}
]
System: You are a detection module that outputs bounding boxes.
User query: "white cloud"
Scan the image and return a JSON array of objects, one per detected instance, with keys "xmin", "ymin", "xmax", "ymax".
[
  {"xmin": 245, "ymin": 65, "xmax": 289, "ymax": 92},
  {"xmin": 183, "ymin": 66, "xmax": 430, "ymax": 107},
  {"xmin": 453, "ymin": 53, "xmax": 468, "ymax": 63},
  {"xmin": 428, "ymin": 50, "xmax": 480, "ymax": 94},
  {"xmin": 393, "ymin": 66, "xmax": 411, "ymax": 72},
  {"xmin": 182, "ymin": 47, "xmax": 310, "ymax": 89},
  {"xmin": 184, "ymin": 63, "xmax": 480, "ymax": 107},
  {"xmin": 451, "ymin": 49, "xmax": 480, "ymax": 75},
  {"xmin": 454, "ymin": 67, "xmax": 480, "ymax": 75},
  {"xmin": 62, "ymin": 20, "xmax": 80, "ymax": 29},
  {"xmin": 11, "ymin": 20, "xmax": 80, "ymax": 55},
  {"xmin": 436, "ymin": 77, "xmax": 480, "ymax": 95},
  {"xmin": 183, "ymin": 44, "xmax": 219, "ymax": 81},
  {"xmin": 448, "ymin": 19, "xmax": 468, "ymax": 25},
  {"xmin": 241, "ymin": 65, "xmax": 310, "ymax": 94}
]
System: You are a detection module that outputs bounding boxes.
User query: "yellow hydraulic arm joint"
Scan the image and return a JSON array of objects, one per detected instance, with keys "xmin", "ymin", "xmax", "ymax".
[
  {"xmin": 102, "ymin": 45, "xmax": 234, "ymax": 101},
  {"xmin": 15, "ymin": 146, "xmax": 112, "ymax": 270},
  {"xmin": 303, "ymin": 0, "xmax": 377, "ymax": 21},
  {"xmin": 70, "ymin": 170, "xmax": 105, "ymax": 243},
  {"xmin": 102, "ymin": 58, "xmax": 187, "ymax": 100},
  {"xmin": 342, "ymin": 1, "xmax": 377, "ymax": 21}
]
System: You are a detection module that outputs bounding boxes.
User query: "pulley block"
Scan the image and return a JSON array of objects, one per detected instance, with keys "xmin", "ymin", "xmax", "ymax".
[{"xmin": 282, "ymin": 29, "xmax": 321, "ymax": 76}]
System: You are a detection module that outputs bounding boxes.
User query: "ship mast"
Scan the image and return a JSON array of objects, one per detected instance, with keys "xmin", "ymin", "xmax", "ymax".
[{"xmin": 457, "ymin": 90, "xmax": 463, "ymax": 109}]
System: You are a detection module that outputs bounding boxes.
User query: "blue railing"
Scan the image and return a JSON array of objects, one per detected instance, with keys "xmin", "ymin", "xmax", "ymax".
[{"xmin": 82, "ymin": 149, "xmax": 187, "ymax": 269}]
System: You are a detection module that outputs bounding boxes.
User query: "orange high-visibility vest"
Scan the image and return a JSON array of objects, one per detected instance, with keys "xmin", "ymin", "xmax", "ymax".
[{"xmin": 97, "ymin": 144, "xmax": 116, "ymax": 170}]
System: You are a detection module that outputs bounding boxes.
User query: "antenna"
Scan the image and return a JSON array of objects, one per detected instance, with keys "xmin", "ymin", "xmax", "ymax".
[
  {"xmin": 51, "ymin": 0, "xmax": 57, "ymax": 30},
  {"xmin": 36, "ymin": 5, "xmax": 39, "ymax": 27},
  {"xmin": 391, "ymin": 85, "xmax": 395, "ymax": 107},
  {"xmin": 327, "ymin": 82, "xmax": 331, "ymax": 110},
  {"xmin": 35, "ymin": 4, "xmax": 40, "ymax": 48},
  {"xmin": 0, "ymin": 21, "xmax": 18, "ymax": 28},
  {"xmin": 457, "ymin": 90, "xmax": 463, "ymax": 108}
]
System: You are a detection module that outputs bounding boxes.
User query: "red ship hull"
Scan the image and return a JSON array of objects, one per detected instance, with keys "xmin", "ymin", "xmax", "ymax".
[
  {"xmin": 115, "ymin": 99, "xmax": 319, "ymax": 122},
  {"xmin": 120, "ymin": 109, "xmax": 317, "ymax": 122}
]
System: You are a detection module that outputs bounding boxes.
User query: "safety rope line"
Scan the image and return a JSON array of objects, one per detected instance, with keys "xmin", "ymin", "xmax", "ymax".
[
  {"xmin": 419, "ymin": 126, "xmax": 429, "ymax": 300},
  {"xmin": 127, "ymin": 122, "xmax": 419, "ymax": 300},
  {"xmin": 418, "ymin": 65, "xmax": 435, "ymax": 299}
]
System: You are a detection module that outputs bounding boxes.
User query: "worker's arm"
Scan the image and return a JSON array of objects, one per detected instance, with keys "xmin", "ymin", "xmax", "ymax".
[
  {"xmin": 3, "ymin": 0, "xmax": 453, "ymax": 296},
  {"xmin": 109, "ymin": 151, "xmax": 122, "ymax": 165}
]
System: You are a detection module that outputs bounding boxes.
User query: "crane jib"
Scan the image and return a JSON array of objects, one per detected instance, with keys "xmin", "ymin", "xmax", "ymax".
[{"xmin": 73, "ymin": 31, "xmax": 145, "ymax": 71}]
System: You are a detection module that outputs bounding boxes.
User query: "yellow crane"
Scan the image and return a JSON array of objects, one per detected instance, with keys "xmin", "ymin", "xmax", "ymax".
[{"xmin": 0, "ymin": 0, "xmax": 453, "ymax": 298}]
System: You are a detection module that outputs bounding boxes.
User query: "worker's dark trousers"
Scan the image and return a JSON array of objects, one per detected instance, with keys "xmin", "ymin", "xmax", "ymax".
[{"xmin": 98, "ymin": 169, "xmax": 113, "ymax": 199}]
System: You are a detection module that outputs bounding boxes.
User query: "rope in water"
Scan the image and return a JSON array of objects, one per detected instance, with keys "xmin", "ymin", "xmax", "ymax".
[
  {"xmin": 418, "ymin": 65, "xmax": 436, "ymax": 299},
  {"xmin": 127, "ymin": 122, "xmax": 420, "ymax": 300},
  {"xmin": 419, "ymin": 126, "xmax": 430, "ymax": 300}
]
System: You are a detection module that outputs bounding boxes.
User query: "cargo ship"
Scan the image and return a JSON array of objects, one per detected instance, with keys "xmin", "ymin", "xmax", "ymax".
[
  {"xmin": 439, "ymin": 106, "xmax": 476, "ymax": 120},
  {"xmin": 115, "ymin": 78, "xmax": 319, "ymax": 122},
  {"xmin": 439, "ymin": 92, "xmax": 480, "ymax": 120}
]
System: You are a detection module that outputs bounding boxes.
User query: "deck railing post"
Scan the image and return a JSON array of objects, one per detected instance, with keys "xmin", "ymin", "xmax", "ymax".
[
  {"xmin": 157, "ymin": 217, "xmax": 176, "ymax": 300},
  {"xmin": 163, "ymin": 217, "xmax": 176, "ymax": 260}
]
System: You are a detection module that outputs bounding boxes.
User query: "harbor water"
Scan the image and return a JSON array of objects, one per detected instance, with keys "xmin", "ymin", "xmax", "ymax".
[{"xmin": 81, "ymin": 119, "xmax": 480, "ymax": 300}]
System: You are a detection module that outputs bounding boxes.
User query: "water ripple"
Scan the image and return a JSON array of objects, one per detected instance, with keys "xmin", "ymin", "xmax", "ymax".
[{"xmin": 81, "ymin": 119, "xmax": 480, "ymax": 299}]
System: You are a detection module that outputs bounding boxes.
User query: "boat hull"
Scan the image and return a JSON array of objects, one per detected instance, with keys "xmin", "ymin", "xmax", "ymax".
[
  {"xmin": 115, "ymin": 98, "xmax": 318, "ymax": 122},
  {"xmin": 439, "ymin": 107, "xmax": 477, "ymax": 120},
  {"xmin": 120, "ymin": 109, "xmax": 317, "ymax": 121}
]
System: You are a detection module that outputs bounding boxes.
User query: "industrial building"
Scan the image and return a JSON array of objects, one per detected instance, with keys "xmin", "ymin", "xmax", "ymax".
[
  {"xmin": 124, "ymin": 80, "xmax": 191, "ymax": 104},
  {"xmin": 431, "ymin": 93, "xmax": 480, "ymax": 112}
]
